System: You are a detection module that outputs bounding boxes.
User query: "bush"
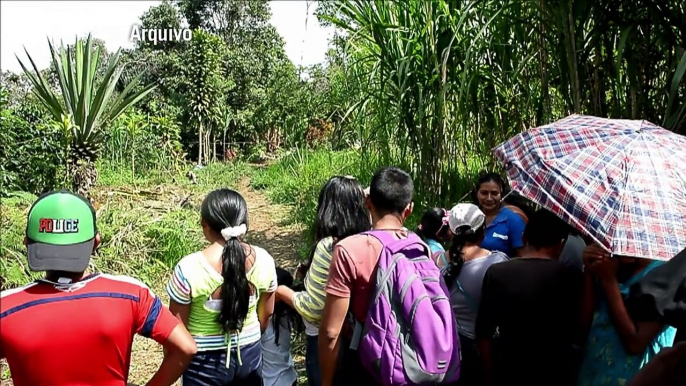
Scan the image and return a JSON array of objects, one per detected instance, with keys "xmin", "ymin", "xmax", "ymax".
[
  {"xmin": 0, "ymin": 90, "xmax": 67, "ymax": 196},
  {"xmin": 101, "ymin": 109, "xmax": 185, "ymax": 180}
]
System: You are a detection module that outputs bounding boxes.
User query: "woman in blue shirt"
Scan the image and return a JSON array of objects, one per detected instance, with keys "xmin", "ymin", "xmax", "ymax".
[
  {"xmin": 578, "ymin": 244, "xmax": 676, "ymax": 385},
  {"xmin": 472, "ymin": 173, "xmax": 526, "ymax": 257},
  {"xmin": 416, "ymin": 207, "xmax": 453, "ymax": 266}
]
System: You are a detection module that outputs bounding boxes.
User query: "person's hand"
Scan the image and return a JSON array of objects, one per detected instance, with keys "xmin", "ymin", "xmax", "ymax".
[
  {"xmin": 582, "ymin": 243, "xmax": 610, "ymax": 268},
  {"xmin": 295, "ymin": 263, "xmax": 308, "ymax": 282},
  {"xmin": 588, "ymin": 256, "xmax": 619, "ymax": 282}
]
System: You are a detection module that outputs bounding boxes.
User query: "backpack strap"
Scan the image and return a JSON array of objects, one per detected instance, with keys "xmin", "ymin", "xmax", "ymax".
[
  {"xmin": 348, "ymin": 312, "xmax": 364, "ymax": 350},
  {"xmin": 347, "ymin": 230, "xmax": 428, "ymax": 350}
]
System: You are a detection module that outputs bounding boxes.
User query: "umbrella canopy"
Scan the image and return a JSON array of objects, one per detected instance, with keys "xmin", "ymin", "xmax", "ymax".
[{"xmin": 493, "ymin": 114, "xmax": 686, "ymax": 261}]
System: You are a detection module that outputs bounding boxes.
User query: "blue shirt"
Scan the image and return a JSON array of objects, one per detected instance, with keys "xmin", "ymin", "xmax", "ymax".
[
  {"xmin": 426, "ymin": 238, "xmax": 445, "ymax": 255},
  {"xmin": 577, "ymin": 260, "xmax": 676, "ymax": 385},
  {"xmin": 480, "ymin": 206, "xmax": 526, "ymax": 257}
]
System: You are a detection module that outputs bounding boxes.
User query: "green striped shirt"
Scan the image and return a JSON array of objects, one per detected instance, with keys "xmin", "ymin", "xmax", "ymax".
[{"xmin": 293, "ymin": 237, "xmax": 333, "ymax": 325}]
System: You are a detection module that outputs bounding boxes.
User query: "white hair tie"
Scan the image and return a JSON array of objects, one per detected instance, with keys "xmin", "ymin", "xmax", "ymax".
[{"xmin": 221, "ymin": 224, "xmax": 247, "ymax": 240}]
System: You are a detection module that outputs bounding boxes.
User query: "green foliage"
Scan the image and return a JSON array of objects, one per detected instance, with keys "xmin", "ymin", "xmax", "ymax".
[
  {"xmin": 0, "ymin": 88, "xmax": 67, "ymax": 196},
  {"xmin": 0, "ymin": 192, "xmax": 43, "ymax": 289},
  {"xmin": 251, "ymin": 148, "xmax": 371, "ymax": 257},
  {"xmin": 17, "ymin": 34, "xmax": 156, "ymax": 168},
  {"xmin": 101, "ymin": 109, "xmax": 185, "ymax": 179},
  {"xmin": 252, "ymin": 147, "xmax": 483, "ymax": 257},
  {"xmin": 0, "ymin": 161, "xmax": 248, "ymax": 290},
  {"xmin": 181, "ymin": 29, "xmax": 229, "ymax": 164},
  {"xmin": 317, "ymin": 0, "xmax": 686, "ymax": 204}
]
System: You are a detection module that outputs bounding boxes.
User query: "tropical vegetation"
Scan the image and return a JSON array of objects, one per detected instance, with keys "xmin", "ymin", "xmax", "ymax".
[{"xmin": 1, "ymin": 0, "xmax": 685, "ymax": 281}]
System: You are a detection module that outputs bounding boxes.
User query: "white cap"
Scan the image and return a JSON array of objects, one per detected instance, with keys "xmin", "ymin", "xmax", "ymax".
[{"xmin": 448, "ymin": 203, "xmax": 485, "ymax": 234}]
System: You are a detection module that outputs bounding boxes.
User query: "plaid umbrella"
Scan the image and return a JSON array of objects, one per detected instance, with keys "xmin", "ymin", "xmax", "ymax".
[{"xmin": 493, "ymin": 114, "xmax": 686, "ymax": 261}]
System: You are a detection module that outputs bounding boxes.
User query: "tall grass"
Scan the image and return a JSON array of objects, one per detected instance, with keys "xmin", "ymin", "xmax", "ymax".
[
  {"xmin": 251, "ymin": 147, "xmax": 482, "ymax": 257},
  {"xmin": 320, "ymin": 0, "xmax": 686, "ymax": 203},
  {"xmin": 0, "ymin": 162, "xmax": 247, "ymax": 290}
]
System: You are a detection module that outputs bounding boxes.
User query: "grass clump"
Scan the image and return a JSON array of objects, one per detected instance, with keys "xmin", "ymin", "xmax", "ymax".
[
  {"xmin": 0, "ymin": 162, "xmax": 247, "ymax": 291},
  {"xmin": 251, "ymin": 148, "xmax": 377, "ymax": 257},
  {"xmin": 251, "ymin": 147, "xmax": 483, "ymax": 259}
]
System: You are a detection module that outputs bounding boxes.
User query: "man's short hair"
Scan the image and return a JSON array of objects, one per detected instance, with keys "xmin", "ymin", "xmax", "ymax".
[
  {"xmin": 369, "ymin": 166, "xmax": 414, "ymax": 215},
  {"xmin": 524, "ymin": 209, "xmax": 571, "ymax": 249}
]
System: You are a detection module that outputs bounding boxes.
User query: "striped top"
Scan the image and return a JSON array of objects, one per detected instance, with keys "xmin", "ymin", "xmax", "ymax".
[
  {"xmin": 293, "ymin": 237, "xmax": 333, "ymax": 325},
  {"xmin": 166, "ymin": 246, "xmax": 277, "ymax": 351}
]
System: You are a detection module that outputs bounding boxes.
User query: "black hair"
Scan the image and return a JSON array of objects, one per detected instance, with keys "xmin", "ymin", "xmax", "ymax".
[
  {"xmin": 273, "ymin": 267, "xmax": 304, "ymax": 345},
  {"xmin": 471, "ymin": 172, "xmax": 506, "ymax": 206},
  {"xmin": 443, "ymin": 224, "xmax": 486, "ymax": 287},
  {"xmin": 305, "ymin": 176, "xmax": 371, "ymax": 269},
  {"xmin": 416, "ymin": 207, "xmax": 451, "ymax": 243},
  {"xmin": 523, "ymin": 209, "xmax": 571, "ymax": 250},
  {"xmin": 369, "ymin": 166, "xmax": 414, "ymax": 215},
  {"xmin": 201, "ymin": 188, "xmax": 253, "ymax": 334}
]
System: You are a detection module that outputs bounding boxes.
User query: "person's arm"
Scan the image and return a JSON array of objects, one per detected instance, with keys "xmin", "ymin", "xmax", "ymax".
[
  {"xmin": 145, "ymin": 324, "xmax": 197, "ymax": 386},
  {"xmin": 579, "ymin": 243, "xmax": 606, "ymax": 341},
  {"xmin": 507, "ymin": 213, "xmax": 526, "ymax": 257},
  {"xmin": 169, "ymin": 301, "xmax": 191, "ymax": 326},
  {"xmin": 578, "ymin": 269, "xmax": 597, "ymax": 345},
  {"xmin": 276, "ymin": 285, "xmax": 296, "ymax": 308},
  {"xmin": 258, "ymin": 258, "xmax": 278, "ymax": 333},
  {"xmin": 319, "ymin": 294, "xmax": 349, "ymax": 386},
  {"xmin": 320, "ymin": 243, "xmax": 355, "ymax": 386},
  {"xmin": 600, "ymin": 276, "xmax": 665, "ymax": 354},
  {"xmin": 166, "ymin": 264, "xmax": 192, "ymax": 322},
  {"xmin": 291, "ymin": 238, "xmax": 334, "ymax": 323},
  {"xmin": 589, "ymin": 256, "xmax": 664, "ymax": 355},
  {"xmin": 136, "ymin": 280, "xmax": 197, "ymax": 386},
  {"xmin": 258, "ymin": 291, "xmax": 276, "ymax": 333},
  {"xmin": 475, "ymin": 268, "xmax": 498, "ymax": 386}
]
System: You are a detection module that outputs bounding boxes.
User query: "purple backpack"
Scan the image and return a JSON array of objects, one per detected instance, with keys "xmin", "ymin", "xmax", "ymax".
[{"xmin": 348, "ymin": 230, "xmax": 461, "ymax": 385}]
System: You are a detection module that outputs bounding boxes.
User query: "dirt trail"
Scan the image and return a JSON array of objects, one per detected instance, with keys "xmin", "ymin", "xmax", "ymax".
[
  {"xmin": 0, "ymin": 177, "xmax": 306, "ymax": 386},
  {"xmin": 128, "ymin": 177, "xmax": 306, "ymax": 385}
]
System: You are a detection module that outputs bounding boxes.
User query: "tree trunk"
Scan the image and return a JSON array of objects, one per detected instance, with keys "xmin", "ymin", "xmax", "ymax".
[
  {"xmin": 198, "ymin": 120, "xmax": 204, "ymax": 166},
  {"xmin": 69, "ymin": 158, "xmax": 98, "ymax": 203},
  {"xmin": 213, "ymin": 132, "xmax": 217, "ymax": 162}
]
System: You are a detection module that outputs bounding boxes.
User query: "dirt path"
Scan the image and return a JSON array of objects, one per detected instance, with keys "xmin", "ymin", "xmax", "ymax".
[
  {"xmin": 0, "ymin": 177, "xmax": 306, "ymax": 386},
  {"xmin": 128, "ymin": 177, "xmax": 306, "ymax": 385}
]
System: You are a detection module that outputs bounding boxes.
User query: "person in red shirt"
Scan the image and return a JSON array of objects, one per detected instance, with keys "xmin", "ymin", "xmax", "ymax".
[{"xmin": 0, "ymin": 190, "xmax": 197, "ymax": 386}]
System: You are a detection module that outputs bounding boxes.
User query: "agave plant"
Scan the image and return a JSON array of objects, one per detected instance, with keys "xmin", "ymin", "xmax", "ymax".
[{"xmin": 17, "ymin": 34, "xmax": 155, "ymax": 198}]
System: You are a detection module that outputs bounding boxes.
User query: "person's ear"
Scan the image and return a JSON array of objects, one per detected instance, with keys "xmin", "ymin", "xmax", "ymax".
[
  {"xmin": 93, "ymin": 233, "xmax": 102, "ymax": 253},
  {"xmin": 404, "ymin": 201, "xmax": 414, "ymax": 219},
  {"xmin": 365, "ymin": 195, "xmax": 373, "ymax": 211},
  {"xmin": 24, "ymin": 236, "xmax": 28, "ymax": 249}
]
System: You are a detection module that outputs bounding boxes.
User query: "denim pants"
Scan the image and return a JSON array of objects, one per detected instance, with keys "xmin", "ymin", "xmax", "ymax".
[
  {"xmin": 333, "ymin": 338, "xmax": 380, "ymax": 386},
  {"xmin": 455, "ymin": 333, "xmax": 484, "ymax": 386},
  {"xmin": 305, "ymin": 335, "xmax": 322, "ymax": 386},
  {"xmin": 182, "ymin": 341, "xmax": 263, "ymax": 386}
]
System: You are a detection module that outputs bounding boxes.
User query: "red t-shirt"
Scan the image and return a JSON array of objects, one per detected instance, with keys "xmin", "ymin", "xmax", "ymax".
[{"xmin": 0, "ymin": 273, "xmax": 179, "ymax": 386}]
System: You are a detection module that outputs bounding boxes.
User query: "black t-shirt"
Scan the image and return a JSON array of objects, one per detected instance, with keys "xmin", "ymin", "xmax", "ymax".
[{"xmin": 475, "ymin": 258, "xmax": 584, "ymax": 385}]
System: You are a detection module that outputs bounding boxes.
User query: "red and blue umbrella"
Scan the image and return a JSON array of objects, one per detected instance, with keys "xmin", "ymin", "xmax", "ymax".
[{"xmin": 493, "ymin": 114, "xmax": 686, "ymax": 261}]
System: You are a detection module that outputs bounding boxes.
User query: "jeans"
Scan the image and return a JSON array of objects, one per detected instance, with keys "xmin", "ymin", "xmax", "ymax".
[
  {"xmin": 305, "ymin": 335, "xmax": 322, "ymax": 386},
  {"xmin": 182, "ymin": 341, "xmax": 263, "ymax": 386},
  {"xmin": 333, "ymin": 338, "xmax": 381, "ymax": 386},
  {"xmin": 456, "ymin": 333, "xmax": 484, "ymax": 386}
]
